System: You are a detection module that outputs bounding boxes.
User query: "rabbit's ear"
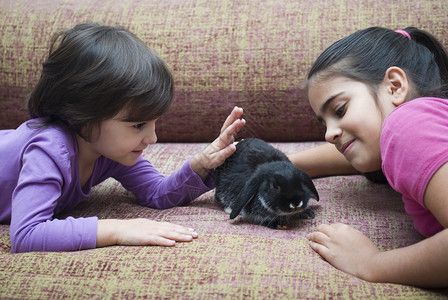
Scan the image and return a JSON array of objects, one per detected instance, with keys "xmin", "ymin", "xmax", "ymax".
[
  {"xmin": 302, "ymin": 174, "xmax": 319, "ymax": 201},
  {"xmin": 229, "ymin": 177, "xmax": 260, "ymax": 219},
  {"xmin": 229, "ymin": 193, "xmax": 255, "ymax": 219}
]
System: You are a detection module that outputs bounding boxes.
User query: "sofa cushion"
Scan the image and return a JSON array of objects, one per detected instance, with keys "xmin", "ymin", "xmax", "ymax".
[{"xmin": 2, "ymin": 0, "xmax": 448, "ymax": 142}]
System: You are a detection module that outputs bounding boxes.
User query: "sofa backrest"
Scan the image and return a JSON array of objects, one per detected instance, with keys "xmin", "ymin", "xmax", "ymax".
[{"xmin": 1, "ymin": 0, "xmax": 448, "ymax": 142}]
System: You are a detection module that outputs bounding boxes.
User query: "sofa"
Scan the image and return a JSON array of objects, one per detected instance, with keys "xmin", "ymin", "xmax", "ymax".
[{"xmin": 1, "ymin": 0, "xmax": 448, "ymax": 298}]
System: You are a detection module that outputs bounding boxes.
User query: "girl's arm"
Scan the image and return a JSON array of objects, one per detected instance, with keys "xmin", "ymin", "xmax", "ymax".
[
  {"xmin": 287, "ymin": 143, "xmax": 359, "ymax": 178},
  {"xmin": 97, "ymin": 107, "xmax": 245, "ymax": 248},
  {"xmin": 307, "ymin": 162, "xmax": 448, "ymax": 287},
  {"xmin": 10, "ymin": 144, "xmax": 99, "ymax": 253}
]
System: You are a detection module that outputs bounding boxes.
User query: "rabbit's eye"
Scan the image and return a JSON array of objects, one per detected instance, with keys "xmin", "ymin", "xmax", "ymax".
[{"xmin": 270, "ymin": 181, "xmax": 280, "ymax": 191}]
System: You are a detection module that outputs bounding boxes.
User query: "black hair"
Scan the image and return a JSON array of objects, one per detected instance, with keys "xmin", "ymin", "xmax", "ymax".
[
  {"xmin": 306, "ymin": 26, "xmax": 448, "ymax": 99},
  {"xmin": 27, "ymin": 22, "xmax": 173, "ymax": 141}
]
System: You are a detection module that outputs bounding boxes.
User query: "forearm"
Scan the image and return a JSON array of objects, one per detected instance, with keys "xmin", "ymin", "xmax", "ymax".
[
  {"xmin": 149, "ymin": 159, "xmax": 213, "ymax": 207},
  {"xmin": 367, "ymin": 229, "xmax": 448, "ymax": 287},
  {"xmin": 10, "ymin": 216, "xmax": 98, "ymax": 253},
  {"xmin": 287, "ymin": 143, "xmax": 358, "ymax": 178},
  {"xmin": 120, "ymin": 159, "xmax": 213, "ymax": 209}
]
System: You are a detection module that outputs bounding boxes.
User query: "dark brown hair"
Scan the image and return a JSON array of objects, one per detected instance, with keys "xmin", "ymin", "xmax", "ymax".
[{"xmin": 27, "ymin": 23, "xmax": 173, "ymax": 141}]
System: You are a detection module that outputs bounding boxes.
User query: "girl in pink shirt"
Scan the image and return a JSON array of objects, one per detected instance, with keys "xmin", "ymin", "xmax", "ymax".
[{"xmin": 289, "ymin": 27, "xmax": 448, "ymax": 287}]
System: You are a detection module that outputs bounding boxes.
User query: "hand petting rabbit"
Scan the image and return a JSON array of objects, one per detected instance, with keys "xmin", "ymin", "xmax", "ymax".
[{"xmin": 214, "ymin": 138, "xmax": 319, "ymax": 229}]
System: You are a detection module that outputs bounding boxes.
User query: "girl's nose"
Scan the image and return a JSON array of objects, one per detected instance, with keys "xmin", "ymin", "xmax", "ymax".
[
  {"xmin": 143, "ymin": 129, "xmax": 157, "ymax": 145},
  {"xmin": 325, "ymin": 123, "xmax": 342, "ymax": 144}
]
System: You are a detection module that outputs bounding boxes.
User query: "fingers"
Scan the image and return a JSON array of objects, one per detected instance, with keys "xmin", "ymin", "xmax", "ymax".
[
  {"xmin": 217, "ymin": 143, "xmax": 237, "ymax": 163},
  {"xmin": 307, "ymin": 223, "xmax": 347, "ymax": 242},
  {"xmin": 218, "ymin": 106, "xmax": 245, "ymax": 146},
  {"xmin": 216, "ymin": 117, "xmax": 246, "ymax": 149},
  {"xmin": 306, "ymin": 223, "xmax": 346, "ymax": 258},
  {"xmin": 220, "ymin": 106, "xmax": 244, "ymax": 134},
  {"xmin": 154, "ymin": 223, "xmax": 198, "ymax": 243},
  {"xmin": 307, "ymin": 226, "xmax": 331, "ymax": 256},
  {"xmin": 204, "ymin": 114, "xmax": 244, "ymax": 161},
  {"xmin": 189, "ymin": 107, "xmax": 245, "ymax": 177},
  {"xmin": 148, "ymin": 236, "xmax": 177, "ymax": 247},
  {"xmin": 147, "ymin": 233, "xmax": 194, "ymax": 247}
]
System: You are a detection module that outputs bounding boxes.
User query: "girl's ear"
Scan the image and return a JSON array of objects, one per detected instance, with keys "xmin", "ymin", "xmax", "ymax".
[{"xmin": 382, "ymin": 67, "xmax": 409, "ymax": 107}]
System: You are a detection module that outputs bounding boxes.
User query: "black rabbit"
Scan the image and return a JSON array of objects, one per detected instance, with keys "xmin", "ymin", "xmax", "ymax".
[{"xmin": 214, "ymin": 138, "xmax": 319, "ymax": 229}]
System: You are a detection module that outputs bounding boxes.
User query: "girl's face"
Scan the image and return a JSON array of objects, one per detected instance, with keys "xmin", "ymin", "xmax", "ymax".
[
  {"xmin": 308, "ymin": 76, "xmax": 396, "ymax": 173},
  {"xmin": 87, "ymin": 110, "xmax": 158, "ymax": 166}
]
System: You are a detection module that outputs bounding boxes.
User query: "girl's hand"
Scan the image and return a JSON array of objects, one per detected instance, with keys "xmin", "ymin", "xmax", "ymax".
[
  {"xmin": 307, "ymin": 223, "xmax": 381, "ymax": 281},
  {"xmin": 97, "ymin": 219, "xmax": 198, "ymax": 247},
  {"xmin": 190, "ymin": 106, "xmax": 245, "ymax": 180}
]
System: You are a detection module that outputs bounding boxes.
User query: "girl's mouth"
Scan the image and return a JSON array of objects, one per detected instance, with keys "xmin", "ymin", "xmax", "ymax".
[
  {"xmin": 340, "ymin": 139, "xmax": 355, "ymax": 155},
  {"xmin": 132, "ymin": 150, "xmax": 143, "ymax": 155}
]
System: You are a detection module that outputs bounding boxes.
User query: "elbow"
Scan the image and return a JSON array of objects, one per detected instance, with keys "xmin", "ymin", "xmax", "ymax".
[
  {"xmin": 10, "ymin": 225, "xmax": 40, "ymax": 253},
  {"xmin": 11, "ymin": 244, "xmax": 26, "ymax": 254},
  {"xmin": 10, "ymin": 235, "xmax": 29, "ymax": 253},
  {"xmin": 10, "ymin": 230, "xmax": 32, "ymax": 253},
  {"xmin": 144, "ymin": 199, "xmax": 173, "ymax": 210}
]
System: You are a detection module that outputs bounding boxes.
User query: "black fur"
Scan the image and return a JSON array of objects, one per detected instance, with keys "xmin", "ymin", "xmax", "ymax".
[{"xmin": 214, "ymin": 138, "xmax": 319, "ymax": 229}]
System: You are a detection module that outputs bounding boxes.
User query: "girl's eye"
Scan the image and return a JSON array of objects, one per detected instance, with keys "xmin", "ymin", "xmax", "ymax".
[
  {"xmin": 335, "ymin": 104, "xmax": 346, "ymax": 117},
  {"xmin": 133, "ymin": 123, "xmax": 146, "ymax": 130}
]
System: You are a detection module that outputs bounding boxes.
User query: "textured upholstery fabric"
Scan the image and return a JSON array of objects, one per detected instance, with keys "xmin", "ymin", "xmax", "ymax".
[
  {"xmin": 3, "ymin": 0, "xmax": 448, "ymax": 142},
  {"xmin": 1, "ymin": 143, "xmax": 445, "ymax": 298},
  {"xmin": 1, "ymin": 0, "xmax": 448, "ymax": 298}
]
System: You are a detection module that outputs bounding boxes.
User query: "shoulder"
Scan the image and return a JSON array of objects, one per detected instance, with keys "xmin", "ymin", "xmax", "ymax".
[
  {"xmin": 381, "ymin": 97, "xmax": 448, "ymax": 202},
  {"xmin": 9, "ymin": 119, "xmax": 78, "ymax": 168},
  {"xmin": 1, "ymin": 120, "xmax": 79, "ymax": 203},
  {"xmin": 382, "ymin": 97, "xmax": 448, "ymax": 146},
  {"xmin": 383, "ymin": 97, "xmax": 448, "ymax": 128}
]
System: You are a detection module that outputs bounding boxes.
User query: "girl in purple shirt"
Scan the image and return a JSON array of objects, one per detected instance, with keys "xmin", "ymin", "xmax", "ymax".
[
  {"xmin": 0, "ymin": 23, "xmax": 245, "ymax": 253},
  {"xmin": 289, "ymin": 27, "xmax": 448, "ymax": 287}
]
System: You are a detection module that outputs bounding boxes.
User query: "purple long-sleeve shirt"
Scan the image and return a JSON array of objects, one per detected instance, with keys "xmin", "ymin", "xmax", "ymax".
[{"xmin": 0, "ymin": 119, "xmax": 214, "ymax": 253}]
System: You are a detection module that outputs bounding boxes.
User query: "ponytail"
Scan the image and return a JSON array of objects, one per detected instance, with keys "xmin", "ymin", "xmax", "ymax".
[{"xmin": 405, "ymin": 27, "xmax": 448, "ymax": 88}]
